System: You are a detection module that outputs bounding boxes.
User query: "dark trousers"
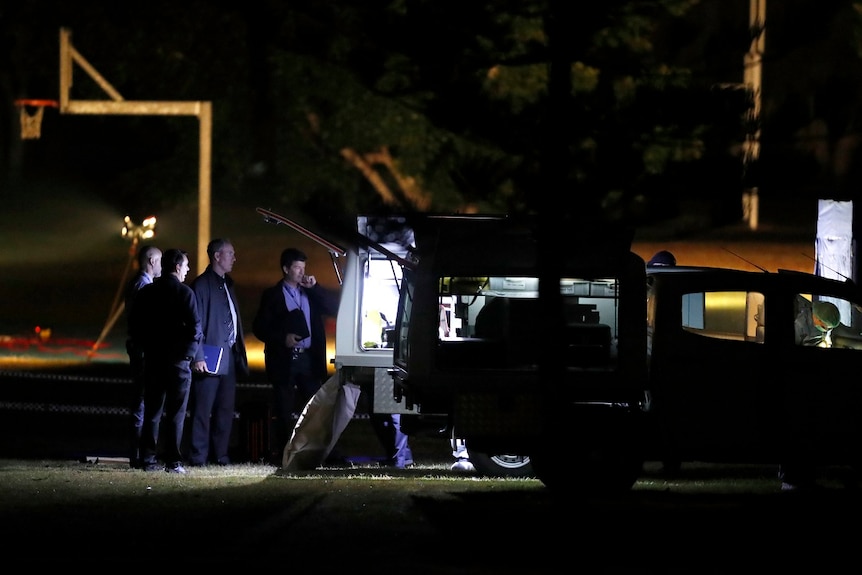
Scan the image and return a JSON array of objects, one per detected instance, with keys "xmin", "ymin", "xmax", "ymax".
[
  {"xmin": 370, "ymin": 413, "xmax": 413, "ymax": 467},
  {"xmin": 188, "ymin": 350, "xmax": 236, "ymax": 465},
  {"xmin": 357, "ymin": 379, "xmax": 412, "ymax": 466},
  {"xmin": 140, "ymin": 359, "xmax": 192, "ymax": 466},
  {"xmin": 126, "ymin": 340, "xmax": 146, "ymax": 465},
  {"xmin": 271, "ymin": 353, "xmax": 320, "ymax": 457}
]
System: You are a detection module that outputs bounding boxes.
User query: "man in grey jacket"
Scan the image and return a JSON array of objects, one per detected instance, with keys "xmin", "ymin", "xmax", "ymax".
[{"xmin": 188, "ymin": 239, "xmax": 249, "ymax": 466}]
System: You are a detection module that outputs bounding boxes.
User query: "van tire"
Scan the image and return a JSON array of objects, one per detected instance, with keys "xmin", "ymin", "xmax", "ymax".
[
  {"xmin": 531, "ymin": 408, "xmax": 644, "ymax": 493},
  {"xmin": 469, "ymin": 451, "xmax": 534, "ymax": 478}
]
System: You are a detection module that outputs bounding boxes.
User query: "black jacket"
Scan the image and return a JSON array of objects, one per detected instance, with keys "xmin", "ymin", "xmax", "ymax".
[
  {"xmin": 252, "ymin": 280, "xmax": 339, "ymax": 382},
  {"xmin": 129, "ymin": 274, "xmax": 202, "ymax": 362}
]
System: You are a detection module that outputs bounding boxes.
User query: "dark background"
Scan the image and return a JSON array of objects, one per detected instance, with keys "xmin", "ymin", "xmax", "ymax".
[{"xmin": 4, "ymin": 1, "xmax": 862, "ymax": 226}]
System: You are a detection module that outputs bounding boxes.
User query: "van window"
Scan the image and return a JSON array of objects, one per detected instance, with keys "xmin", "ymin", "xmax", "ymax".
[
  {"xmin": 796, "ymin": 293, "xmax": 862, "ymax": 349},
  {"xmin": 681, "ymin": 291, "xmax": 766, "ymax": 343},
  {"xmin": 436, "ymin": 276, "xmax": 620, "ymax": 368},
  {"xmin": 359, "ymin": 256, "xmax": 402, "ymax": 349}
]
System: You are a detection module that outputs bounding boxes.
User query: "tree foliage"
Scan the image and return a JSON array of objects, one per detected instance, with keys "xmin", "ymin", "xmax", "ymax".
[
  {"xmin": 254, "ymin": 0, "xmax": 742, "ymax": 224},
  {"xmin": 8, "ymin": 0, "xmax": 855, "ymax": 227}
]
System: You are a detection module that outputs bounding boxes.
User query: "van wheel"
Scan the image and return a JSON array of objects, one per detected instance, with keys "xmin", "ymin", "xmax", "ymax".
[
  {"xmin": 469, "ymin": 451, "xmax": 534, "ymax": 478},
  {"xmin": 531, "ymin": 445, "xmax": 641, "ymax": 494},
  {"xmin": 532, "ymin": 409, "xmax": 644, "ymax": 494}
]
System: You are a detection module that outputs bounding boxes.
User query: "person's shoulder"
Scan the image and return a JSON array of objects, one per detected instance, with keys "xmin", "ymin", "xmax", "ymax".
[
  {"xmin": 177, "ymin": 281, "xmax": 196, "ymax": 297},
  {"xmin": 126, "ymin": 271, "xmax": 146, "ymax": 288},
  {"xmin": 133, "ymin": 280, "xmax": 156, "ymax": 303},
  {"xmin": 313, "ymin": 283, "xmax": 339, "ymax": 297},
  {"xmin": 190, "ymin": 267, "xmax": 217, "ymax": 287},
  {"xmin": 259, "ymin": 280, "xmax": 282, "ymax": 295},
  {"xmin": 189, "ymin": 274, "xmax": 209, "ymax": 293}
]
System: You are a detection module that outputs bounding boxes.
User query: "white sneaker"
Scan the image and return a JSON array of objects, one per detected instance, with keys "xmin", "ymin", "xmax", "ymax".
[{"xmin": 451, "ymin": 459, "xmax": 475, "ymax": 473}]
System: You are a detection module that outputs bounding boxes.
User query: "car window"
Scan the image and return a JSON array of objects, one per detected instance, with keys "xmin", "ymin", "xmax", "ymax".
[
  {"xmin": 681, "ymin": 290, "xmax": 765, "ymax": 343},
  {"xmin": 795, "ymin": 292, "xmax": 862, "ymax": 349}
]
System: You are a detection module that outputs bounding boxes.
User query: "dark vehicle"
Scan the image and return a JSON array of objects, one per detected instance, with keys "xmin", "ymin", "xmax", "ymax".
[
  {"xmin": 390, "ymin": 215, "xmax": 648, "ymax": 491},
  {"xmin": 645, "ymin": 266, "xmax": 862, "ymax": 474}
]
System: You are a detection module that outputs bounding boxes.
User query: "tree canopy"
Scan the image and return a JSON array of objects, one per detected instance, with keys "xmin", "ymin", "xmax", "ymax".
[{"xmin": 3, "ymin": 1, "xmax": 861, "ymax": 230}]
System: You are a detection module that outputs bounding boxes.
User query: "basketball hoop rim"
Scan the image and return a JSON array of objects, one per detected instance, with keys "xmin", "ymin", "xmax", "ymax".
[{"xmin": 14, "ymin": 99, "xmax": 59, "ymax": 108}]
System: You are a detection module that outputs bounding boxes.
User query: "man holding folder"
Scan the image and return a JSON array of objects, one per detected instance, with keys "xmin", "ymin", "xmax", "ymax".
[{"xmin": 188, "ymin": 239, "xmax": 249, "ymax": 466}]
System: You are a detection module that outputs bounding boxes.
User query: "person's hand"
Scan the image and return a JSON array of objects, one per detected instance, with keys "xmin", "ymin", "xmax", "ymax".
[
  {"xmin": 300, "ymin": 274, "xmax": 316, "ymax": 288},
  {"xmin": 192, "ymin": 359, "xmax": 206, "ymax": 373},
  {"xmin": 286, "ymin": 333, "xmax": 305, "ymax": 347}
]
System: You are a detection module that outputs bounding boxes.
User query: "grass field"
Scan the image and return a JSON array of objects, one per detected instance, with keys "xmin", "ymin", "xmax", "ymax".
[{"xmin": 2, "ymin": 458, "xmax": 860, "ymax": 572}]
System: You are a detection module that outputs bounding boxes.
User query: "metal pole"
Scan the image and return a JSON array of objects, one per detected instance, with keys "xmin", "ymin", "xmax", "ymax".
[
  {"xmin": 59, "ymin": 27, "xmax": 212, "ymax": 276},
  {"xmin": 198, "ymin": 102, "xmax": 212, "ymax": 276},
  {"xmin": 742, "ymin": 0, "xmax": 765, "ymax": 230}
]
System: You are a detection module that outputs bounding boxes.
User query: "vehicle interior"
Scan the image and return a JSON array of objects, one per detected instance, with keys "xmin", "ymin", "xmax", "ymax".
[{"xmin": 435, "ymin": 276, "xmax": 620, "ymax": 369}]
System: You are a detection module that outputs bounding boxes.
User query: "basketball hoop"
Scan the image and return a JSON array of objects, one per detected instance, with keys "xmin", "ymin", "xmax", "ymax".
[{"xmin": 13, "ymin": 99, "xmax": 59, "ymax": 140}]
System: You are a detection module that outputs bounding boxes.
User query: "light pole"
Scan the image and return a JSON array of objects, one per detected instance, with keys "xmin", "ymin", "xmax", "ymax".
[{"xmin": 742, "ymin": 0, "xmax": 765, "ymax": 231}]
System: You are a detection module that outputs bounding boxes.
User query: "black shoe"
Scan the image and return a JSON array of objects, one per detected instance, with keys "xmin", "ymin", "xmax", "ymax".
[
  {"xmin": 380, "ymin": 457, "xmax": 414, "ymax": 469},
  {"xmin": 143, "ymin": 462, "xmax": 164, "ymax": 472}
]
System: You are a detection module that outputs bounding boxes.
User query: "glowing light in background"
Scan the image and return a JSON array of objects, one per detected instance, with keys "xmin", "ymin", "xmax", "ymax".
[{"xmin": 121, "ymin": 215, "xmax": 157, "ymax": 241}]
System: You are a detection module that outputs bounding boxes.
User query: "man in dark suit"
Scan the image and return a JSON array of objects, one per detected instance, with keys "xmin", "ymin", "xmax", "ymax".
[
  {"xmin": 252, "ymin": 247, "xmax": 339, "ymax": 463},
  {"xmin": 129, "ymin": 248, "xmax": 201, "ymax": 474},
  {"xmin": 188, "ymin": 238, "xmax": 249, "ymax": 466},
  {"xmin": 123, "ymin": 244, "xmax": 162, "ymax": 469}
]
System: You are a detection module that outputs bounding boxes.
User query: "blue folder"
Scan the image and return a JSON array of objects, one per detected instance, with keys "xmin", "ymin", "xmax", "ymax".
[{"xmin": 202, "ymin": 344, "xmax": 224, "ymax": 374}]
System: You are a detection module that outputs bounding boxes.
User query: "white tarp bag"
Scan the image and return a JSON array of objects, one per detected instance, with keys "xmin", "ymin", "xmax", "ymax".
[
  {"xmin": 282, "ymin": 374, "xmax": 362, "ymax": 470},
  {"xmin": 815, "ymin": 199, "xmax": 854, "ymax": 323}
]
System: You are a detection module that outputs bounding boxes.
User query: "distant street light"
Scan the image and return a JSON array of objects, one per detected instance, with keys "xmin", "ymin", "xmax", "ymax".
[{"xmin": 122, "ymin": 215, "xmax": 157, "ymax": 242}]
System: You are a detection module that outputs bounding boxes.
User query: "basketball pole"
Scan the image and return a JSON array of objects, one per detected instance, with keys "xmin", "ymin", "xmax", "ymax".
[
  {"xmin": 87, "ymin": 237, "xmax": 138, "ymax": 359},
  {"xmin": 58, "ymin": 27, "xmax": 212, "ymax": 276},
  {"xmin": 55, "ymin": 27, "xmax": 211, "ymax": 358}
]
